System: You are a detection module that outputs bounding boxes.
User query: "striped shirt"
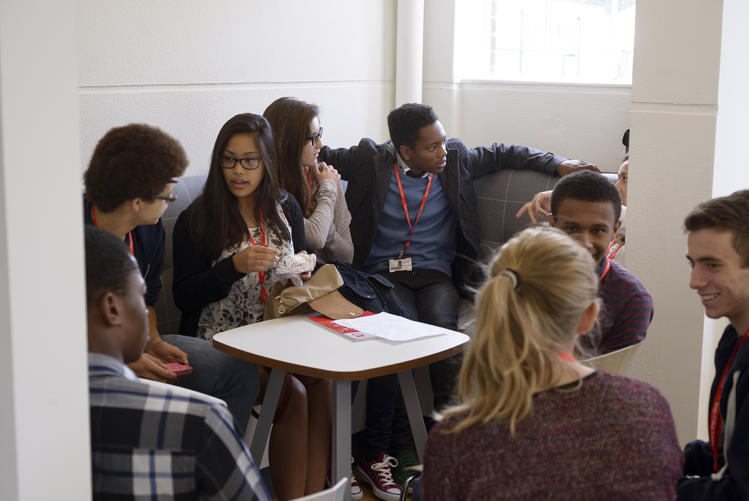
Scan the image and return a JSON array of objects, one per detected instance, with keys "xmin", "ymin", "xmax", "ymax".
[
  {"xmin": 584, "ymin": 258, "xmax": 653, "ymax": 354},
  {"xmin": 88, "ymin": 353, "xmax": 270, "ymax": 500}
]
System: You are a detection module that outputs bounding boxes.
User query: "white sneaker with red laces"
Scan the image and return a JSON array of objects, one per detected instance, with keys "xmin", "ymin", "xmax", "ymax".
[{"xmin": 355, "ymin": 453, "xmax": 401, "ymax": 501}]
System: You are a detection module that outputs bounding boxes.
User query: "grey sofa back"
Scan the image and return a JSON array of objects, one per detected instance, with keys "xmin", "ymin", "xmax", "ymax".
[
  {"xmin": 153, "ymin": 169, "xmax": 565, "ymax": 334},
  {"xmin": 154, "ymin": 175, "xmax": 207, "ymax": 335},
  {"xmin": 474, "ymin": 169, "xmax": 560, "ymax": 259}
]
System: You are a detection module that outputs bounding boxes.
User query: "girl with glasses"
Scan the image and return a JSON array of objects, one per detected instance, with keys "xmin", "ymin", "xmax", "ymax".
[
  {"xmin": 172, "ymin": 113, "xmax": 331, "ymax": 500},
  {"xmin": 263, "ymin": 97, "xmax": 353, "ymax": 264}
]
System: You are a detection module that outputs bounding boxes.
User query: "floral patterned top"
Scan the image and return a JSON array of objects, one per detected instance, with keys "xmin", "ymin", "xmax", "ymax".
[{"xmin": 197, "ymin": 204, "xmax": 294, "ymax": 339}]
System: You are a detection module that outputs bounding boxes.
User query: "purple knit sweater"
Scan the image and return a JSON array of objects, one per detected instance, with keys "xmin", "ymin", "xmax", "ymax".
[{"xmin": 422, "ymin": 371, "xmax": 683, "ymax": 500}]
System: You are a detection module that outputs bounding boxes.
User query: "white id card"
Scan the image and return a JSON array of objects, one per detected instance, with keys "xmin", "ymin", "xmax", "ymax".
[{"xmin": 389, "ymin": 257, "xmax": 413, "ymax": 272}]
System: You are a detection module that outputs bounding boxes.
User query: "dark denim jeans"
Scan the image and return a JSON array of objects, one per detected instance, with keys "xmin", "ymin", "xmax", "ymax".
[
  {"xmin": 163, "ymin": 334, "xmax": 260, "ymax": 436},
  {"xmin": 380, "ymin": 269, "xmax": 462, "ymax": 452}
]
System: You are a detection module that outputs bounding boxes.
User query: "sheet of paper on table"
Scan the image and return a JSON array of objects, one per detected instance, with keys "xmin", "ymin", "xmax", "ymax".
[{"xmin": 332, "ymin": 312, "xmax": 449, "ymax": 342}]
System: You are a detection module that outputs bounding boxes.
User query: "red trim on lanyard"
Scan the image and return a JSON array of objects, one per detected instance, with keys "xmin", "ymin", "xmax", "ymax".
[
  {"xmin": 607, "ymin": 237, "xmax": 624, "ymax": 259},
  {"xmin": 90, "ymin": 206, "xmax": 134, "ymax": 255},
  {"xmin": 393, "ymin": 162, "xmax": 434, "ymax": 257},
  {"xmin": 247, "ymin": 213, "xmax": 267, "ymax": 303},
  {"xmin": 599, "ymin": 256, "xmax": 611, "ymax": 281},
  {"xmin": 558, "ymin": 352, "xmax": 576, "ymax": 362},
  {"xmin": 709, "ymin": 327, "xmax": 749, "ymax": 471}
]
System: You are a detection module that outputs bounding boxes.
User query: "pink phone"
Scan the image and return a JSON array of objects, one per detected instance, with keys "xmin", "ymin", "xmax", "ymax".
[{"xmin": 165, "ymin": 362, "xmax": 193, "ymax": 376}]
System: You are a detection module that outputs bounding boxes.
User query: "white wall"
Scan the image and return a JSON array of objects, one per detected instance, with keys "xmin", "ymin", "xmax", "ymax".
[
  {"xmin": 455, "ymin": 82, "xmax": 630, "ymax": 172},
  {"xmin": 0, "ymin": 1, "xmax": 90, "ymax": 499},
  {"xmin": 713, "ymin": 0, "xmax": 749, "ymax": 196},
  {"xmin": 422, "ymin": 0, "xmax": 630, "ymax": 172},
  {"xmin": 627, "ymin": 0, "xmax": 724, "ymax": 443},
  {"xmin": 78, "ymin": 0, "xmax": 397, "ymax": 176}
]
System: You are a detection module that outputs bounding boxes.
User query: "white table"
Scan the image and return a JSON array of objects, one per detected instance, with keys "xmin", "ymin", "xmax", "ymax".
[{"xmin": 212, "ymin": 314, "xmax": 468, "ymax": 500}]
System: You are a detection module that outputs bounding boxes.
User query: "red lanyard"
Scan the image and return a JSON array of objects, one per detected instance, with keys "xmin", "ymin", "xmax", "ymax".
[
  {"xmin": 598, "ymin": 256, "xmax": 611, "ymax": 282},
  {"xmin": 709, "ymin": 327, "xmax": 749, "ymax": 471},
  {"xmin": 558, "ymin": 352, "xmax": 576, "ymax": 362},
  {"xmin": 607, "ymin": 237, "xmax": 624, "ymax": 259},
  {"xmin": 392, "ymin": 163, "xmax": 434, "ymax": 257},
  {"xmin": 90, "ymin": 206, "xmax": 134, "ymax": 255},
  {"xmin": 247, "ymin": 213, "xmax": 267, "ymax": 303}
]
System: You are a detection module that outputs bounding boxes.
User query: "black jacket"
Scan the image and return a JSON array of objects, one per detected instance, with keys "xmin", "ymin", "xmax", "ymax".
[
  {"xmin": 319, "ymin": 138, "xmax": 564, "ymax": 290},
  {"xmin": 679, "ymin": 324, "xmax": 749, "ymax": 500},
  {"xmin": 172, "ymin": 194, "xmax": 305, "ymax": 336}
]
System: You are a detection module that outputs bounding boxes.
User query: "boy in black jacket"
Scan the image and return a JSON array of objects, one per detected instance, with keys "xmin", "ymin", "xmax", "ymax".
[{"xmin": 681, "ymin": 190, "xmax": 749, "ymax": 499}]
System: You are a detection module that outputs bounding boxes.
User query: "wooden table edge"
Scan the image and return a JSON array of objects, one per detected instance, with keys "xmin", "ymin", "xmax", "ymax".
[{"xmin": 212, "ymin": 339, "xmax": 466, "ymax": 380}]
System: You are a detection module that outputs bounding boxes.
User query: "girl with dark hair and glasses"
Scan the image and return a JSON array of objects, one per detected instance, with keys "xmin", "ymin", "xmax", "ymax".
[
  {"xmin": 172, "ymin": 113, "xmax": 331, "ymax": 500},
  {"xmin": 263, "ymin": 97, "xmax": 353, "ymax": 264}
]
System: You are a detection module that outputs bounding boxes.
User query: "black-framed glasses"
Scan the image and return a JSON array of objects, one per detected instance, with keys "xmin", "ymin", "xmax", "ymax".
[
  {"xmin": 306, "ymin": 127, "xmax": 323, "ymax": 145},
  {"xmin": 155, "ymin": 192, "xmax": 177, "ymax": 206},
  {"xmin": 220, "ymin": 155, "xmax": 262, "ymax": 170}
]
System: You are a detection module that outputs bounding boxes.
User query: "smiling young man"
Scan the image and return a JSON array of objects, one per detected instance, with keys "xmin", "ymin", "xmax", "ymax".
[
  {"xmin": 679, "ymin": 191, "xmax": 749, "ymax": 500},
  {"xmin": 83, "ymin": 123, "xmax": 259, "ymax": 434},
  {"xmin": 319, "ymin": 102, "xmax": 595, "ymax": 492},
  {"xmin": 84, "ymin": 226, "xmax": 269, "ymax": 500},
  {"xmin": 549, "ymin": 170, "xmax": 653, "ymax": 354}
]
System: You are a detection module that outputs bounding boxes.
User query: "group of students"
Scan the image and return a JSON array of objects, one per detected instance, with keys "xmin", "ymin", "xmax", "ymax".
[
  {"xmin": 423, "ymin": 188, "xmax": 749, "ymax": 500},
  {"xmin": 82, "ymin": 99, "xmax": 747, "ymax": 500}
]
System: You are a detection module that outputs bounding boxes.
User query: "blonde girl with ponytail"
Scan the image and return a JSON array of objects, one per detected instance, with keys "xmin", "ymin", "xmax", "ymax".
[{"xmin": 422, "ymin": 226, "xmax": 682, "ymax": 500}]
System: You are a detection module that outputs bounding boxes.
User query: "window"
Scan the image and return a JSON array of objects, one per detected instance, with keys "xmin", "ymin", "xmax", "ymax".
[{"xmin": 455, "ymin": 0, "xmax": 636, "ymax": 84}]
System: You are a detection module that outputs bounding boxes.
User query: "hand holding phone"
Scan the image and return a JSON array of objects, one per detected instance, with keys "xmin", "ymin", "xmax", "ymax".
[{"xmin": 165, "ymin": 362, "xmax": 193, "ymax": 377}]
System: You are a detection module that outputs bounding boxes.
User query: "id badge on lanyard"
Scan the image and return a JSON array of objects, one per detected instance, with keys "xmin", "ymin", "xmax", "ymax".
[
  {"xmin": 389, "ymin": 256, "xmax": 413, "ymax": 273},
  {"xmin": 389, "ymin": 163, "xmax": 432, "ymax": 273}
]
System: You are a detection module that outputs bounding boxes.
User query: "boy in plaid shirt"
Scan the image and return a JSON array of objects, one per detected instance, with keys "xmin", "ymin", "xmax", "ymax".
[{"xmin": 85, "ymin": 226, "xmax": 270, "ymax": 500}]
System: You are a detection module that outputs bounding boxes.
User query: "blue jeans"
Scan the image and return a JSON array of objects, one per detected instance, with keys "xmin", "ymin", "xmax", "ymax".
[{"xmin": 162, "ymin": 334, "xmax": 259, "ymax": 436}]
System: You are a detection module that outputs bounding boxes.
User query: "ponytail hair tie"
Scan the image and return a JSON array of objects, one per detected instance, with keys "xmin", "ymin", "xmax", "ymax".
[{"xmin": 501, "ymin": 268, "xmax": 522, "ymax": 289}]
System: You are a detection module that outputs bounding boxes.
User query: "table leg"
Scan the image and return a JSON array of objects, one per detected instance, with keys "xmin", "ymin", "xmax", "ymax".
[
  {"xmin": 332, "ymin": 380, "xmax": 351, "ymax": 501},
  {"xmin": 397, "ymin": 369, "xmax": 428, "ymax": 460},
  {"xmin": 250, "ymin": 368, "xmax": 286, "ymax": 463}
]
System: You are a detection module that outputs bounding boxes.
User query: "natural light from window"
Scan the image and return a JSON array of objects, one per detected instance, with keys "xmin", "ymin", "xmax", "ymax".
[{"xmin": 455, "ymin": 0, "xmax": 636, "ymax": 85}]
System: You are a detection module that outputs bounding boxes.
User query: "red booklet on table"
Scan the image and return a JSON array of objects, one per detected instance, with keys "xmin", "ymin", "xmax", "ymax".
[{"xmin": 307, "ymin": 311, "xmax": 376, "ymax": 341}]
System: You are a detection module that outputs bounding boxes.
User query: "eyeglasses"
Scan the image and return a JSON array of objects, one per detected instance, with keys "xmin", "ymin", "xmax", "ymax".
[
  {"xmin": 220, "ymin": 155, "xmax": 262, "ymax": 170},
  {"xmin": 306, "ymin": 127, "xmax": 323, "ymax": 146},
  {"xmin": 155, "ymin": 192, "xmax": 177, "ymax": 206}
]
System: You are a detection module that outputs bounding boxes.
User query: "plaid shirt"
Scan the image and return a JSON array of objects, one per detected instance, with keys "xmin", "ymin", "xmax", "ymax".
[{"xmin": 88, "ymin": 353, "xmax": 270, "ymax": 500}]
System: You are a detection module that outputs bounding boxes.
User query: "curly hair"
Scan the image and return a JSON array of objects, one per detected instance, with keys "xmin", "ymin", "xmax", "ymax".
[
  {"xmin": 386, "ymin": 103, "xmax": 439, "ymax": 152},
  {"xmin": 684, "ymin": 190, "xmax": 749, "ymax": 267},
  {"xmin": 263, "ymin": 97, "xmax": 319, "ymax": 213},
  {"xmin": 84, "ymin": 123, "xmax": 188, "ymax": 212},
  {"xmin": 443, "ymin": 226, "xmax": 599, "ymax": 435},
  {"xmin": 189, "ymin": 113, "xmax": 290, "ymax": 261},
  {"xmin": 550, "ymin": 170, "xmax": 622, "ymax": 224}
]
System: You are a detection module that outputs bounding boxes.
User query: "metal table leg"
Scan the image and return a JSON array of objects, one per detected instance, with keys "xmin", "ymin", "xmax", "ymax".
[
  {"xmin": 250, "ymin": 368, "xmax": 286, "ymax": 463},
  {"xmin": 332, "ymin": 380, "xmax": 351, "ymax": 501},
  {"xmin": 397, "ymin": 369, "xmax": 428, "ymax": 460}
]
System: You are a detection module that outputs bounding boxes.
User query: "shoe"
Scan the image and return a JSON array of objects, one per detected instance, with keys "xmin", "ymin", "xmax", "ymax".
[
  {"xmin": 351, "ymin": 475, "xmax": 363, "ymax": 500},
  {"xmin": 355, "ymin": 453, "xmax": 401, "ymax": 501},
  {"xmin": 392, "ymin": 449, "xmax": 419, "ymax": 487},
  {"xmin": 351, "ymin": 458, "xmax": 363, "ymax": 500}
]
